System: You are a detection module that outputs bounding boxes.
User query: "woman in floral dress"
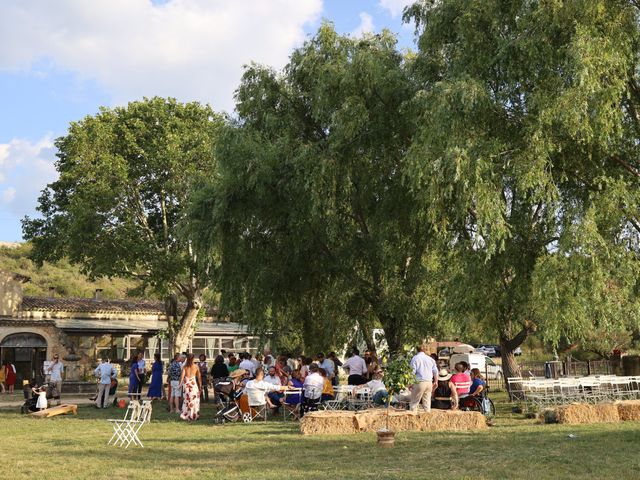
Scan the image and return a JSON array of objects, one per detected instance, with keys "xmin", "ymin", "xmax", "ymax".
[{"xmin": 180, "ymin": 353, "xmax": 201, "ymax": 421}]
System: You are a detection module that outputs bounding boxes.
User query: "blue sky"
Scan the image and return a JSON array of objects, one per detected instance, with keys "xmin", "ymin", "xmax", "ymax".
[{"xmin": 0, "ymin": 0, "xmax": 416, "ymax": 242}]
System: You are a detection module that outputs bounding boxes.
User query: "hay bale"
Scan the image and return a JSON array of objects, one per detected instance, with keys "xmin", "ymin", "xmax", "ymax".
[
  {"xmin": 415, "ymin": 409, "xmax": 487, "ymax": 432},
  {"xmin": 299, "ymin": 411, "xmax": 358, "ymax": 435},
  {"xmin": 354, "ymin": 409, "xmax": 486, "ymax": 433},
  {"xmin": 300, "ymin": 409, "xmax": 487, "ymax": 435},
  {"xmin": 355, "ymin": 409, "xmax": 421, "ymax": 432},
  {"xmin": 616, "ymin": 400, "xmax": 640, "ymax": 421},
  {"xmin": 555, "ymin": 403, "xmax": 620, "ymax": 424}
]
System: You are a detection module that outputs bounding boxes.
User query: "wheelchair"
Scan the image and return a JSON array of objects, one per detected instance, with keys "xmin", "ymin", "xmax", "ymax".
[{"xmin": 459, "ymin": 394, "xmax": 495, "ymax": 416}]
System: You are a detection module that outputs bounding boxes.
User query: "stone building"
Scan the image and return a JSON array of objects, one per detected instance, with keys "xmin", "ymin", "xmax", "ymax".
[{"xmin": 0, "ymin": 271, "xmax": 257, "ymax": 384}]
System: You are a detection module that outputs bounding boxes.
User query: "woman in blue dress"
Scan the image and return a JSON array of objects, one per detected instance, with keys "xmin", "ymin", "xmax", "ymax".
[
  {"xmin": 128, "ymin": 353, "xmax": 141, "ymax": 399},
  {"xmin": 147, "ymin": 353, "xmax": 163, "ymax": 400}
]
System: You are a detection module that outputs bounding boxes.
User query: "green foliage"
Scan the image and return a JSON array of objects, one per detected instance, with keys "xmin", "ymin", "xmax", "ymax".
[
  {"xmin": 23, "ymin": 97, "xmax": 224, "ymax": 351},
  {"xmin": 0, "ymin": 243, "xmax": 143, "ymax": 298},
  {"xmin": 189, "ymin": 23, "xmax": 451, "ymax": 353},
  {"xmin": 403, "ymin": 0, "xmax": 640, "ymax": 376},
  {"xmin": 383, "ymin": 356, "xmax": 416, "ymax": 396}
]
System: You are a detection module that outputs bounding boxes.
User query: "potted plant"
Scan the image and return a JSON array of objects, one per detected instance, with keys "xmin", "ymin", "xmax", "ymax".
[{"xmin": 378, "ymin": 356, "xmax": 415, "ymax": 447}]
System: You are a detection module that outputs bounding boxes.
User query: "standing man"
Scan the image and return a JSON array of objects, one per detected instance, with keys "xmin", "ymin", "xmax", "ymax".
[
  {"xmin": 328, "ymin": 352, "xmax": 342, "ymax": 387},
  {"xmin": 342, "ymin": 348, "xmax": 367, "ymax": 385},
  {"xmin": 94, "ymin": 356, "xmax": 117, "ymax": 408},
  {"xmin": 316, "ymin": 352, "xmax": 335, "ymax": 383},
  {"xmin": 168, "ymin": 353, "xmax": 183, "ymax": 414},
  {"xmin": 136, "ymin": 352, "xmax": 146, "ymax": 397},
  {"xmin": 239, "ymin": 353, "xmax": 257, "ymax": 377},
  {"xmin": 409, "ymin": 343, "xmax": 439, "ymax": 412},
  {"xmin": 198, "ymin": 354, "xmax": 209, "ymax": 403},
  {"xmin": 47, "ymin": 353, "xmax": 64, "ymax": 405}
]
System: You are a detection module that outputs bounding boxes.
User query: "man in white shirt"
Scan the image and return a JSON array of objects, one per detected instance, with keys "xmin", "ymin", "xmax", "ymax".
[
  {"xmin": 244, "ymin": 369, "xmax": 288, "ymax": 410},
  {"xmin": 303, "ymin": 364, "xmax": 325, "ymax": 400},
  {"xmin": 94, "ymin": 357, "xmax": 117, "ymax": 408},
  {"xmin": 342, "ymin": 348, "xmax": 367, "ymax": 385},
  {"xmin": 409, "ymin": 343, "xmax": 439, "ymax": 411},
  {"xmin": 47, "ymin": 354, "xmax": 64, "ymax": 405},
  {"xmin": 263, "ymin": 366, "xmax": 284, "ymax": 409},
  {"xmin": 356, "ymin": 369, "xmax": 388, "ymax": 405},
  {"xmin": 239, "ymin": 353, "xmax": 256, "ymax": 376}
]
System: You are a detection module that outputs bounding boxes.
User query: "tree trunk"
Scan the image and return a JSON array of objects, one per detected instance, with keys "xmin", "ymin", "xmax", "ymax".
[
  {"xmin": 500, "ymin": 323, "xmax": 533, "ymax": 400},
  {"xmin": 501, "ymin": 347, "xmax": 523, "ymax": 400},
  {"xmin": 166, "ymin": 293, "xmax": 202, "ymax": 355}
]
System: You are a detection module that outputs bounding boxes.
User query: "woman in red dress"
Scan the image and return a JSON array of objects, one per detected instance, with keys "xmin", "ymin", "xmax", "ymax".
[{"xmin": 4, "ymin": 362, "xmax": 16, "ymax": 394}]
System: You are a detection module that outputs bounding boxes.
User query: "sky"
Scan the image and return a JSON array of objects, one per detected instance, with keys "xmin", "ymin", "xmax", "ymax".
[{"xmin": 0, "ymin": 0, "xmax": 418, "ymax": 242}]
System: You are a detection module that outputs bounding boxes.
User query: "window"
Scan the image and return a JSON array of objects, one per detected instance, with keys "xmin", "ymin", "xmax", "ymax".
[{"xmin": 486, "ymin": 358, "xmax": 496, "ymax": 367}]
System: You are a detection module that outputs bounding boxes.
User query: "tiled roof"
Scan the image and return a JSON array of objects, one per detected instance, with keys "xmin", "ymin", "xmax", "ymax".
[{"xmin": 20, "ymin": 296, "xmax": 219, "ymax": 317}]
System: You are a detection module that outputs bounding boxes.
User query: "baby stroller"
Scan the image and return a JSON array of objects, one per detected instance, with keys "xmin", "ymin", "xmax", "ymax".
[
  {"xmin": 21, "ymin": 383, "xmax": 52, "ymax": 414},
  {"xmin": 213, "ymin": 378, "xmax": 243, "ymax": 424}
]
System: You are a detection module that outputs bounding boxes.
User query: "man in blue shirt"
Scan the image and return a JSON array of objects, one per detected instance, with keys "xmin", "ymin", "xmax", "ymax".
[
  {"xmin": 316, "ymin": 352, "xmax": 335, "ymax": 381},
  {"xmin": 94, "ymin": 356, "xmax": 117, "ymax": 408},
  {"xmin": 409, "ymin": 343, "xmax": 439, "ymax": 411}
]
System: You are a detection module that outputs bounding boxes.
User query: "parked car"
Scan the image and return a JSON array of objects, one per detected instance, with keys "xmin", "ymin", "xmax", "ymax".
[
  {"xmin": 514, "ymin": 346, "xmax": 522, "ymax": 356},
  {"xmin": 449, "ymin": 353, "xmax": 502, "ymax": 380},
  {"xmin": 476, "ymin": 344, "xmax": 501, "ymax": 358}
]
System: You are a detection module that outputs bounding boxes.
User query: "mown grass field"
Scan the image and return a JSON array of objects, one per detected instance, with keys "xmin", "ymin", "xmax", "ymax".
[{"xmin": 2, "ymin": 395, "xmax": 639, "ymax": 480}]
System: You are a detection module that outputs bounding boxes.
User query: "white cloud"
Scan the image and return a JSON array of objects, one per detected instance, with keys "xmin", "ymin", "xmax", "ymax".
[
  {"xmin": 0, "ymin": 136, "xmax": 57, "ymax": 219},
  {"xmin": 351, "ymin": 12, "xmax": 375, "ymax": 38},
  {"xmin": 2, "ymin": 187, "xmax": 16, "ymax": 203},
  {"xmin": 0, "ymin": 0, "xmax": 323, "ymax": 112},
  {"xmin": 378, "ymin": 0, "xmax": 414, "ymax": 18}
]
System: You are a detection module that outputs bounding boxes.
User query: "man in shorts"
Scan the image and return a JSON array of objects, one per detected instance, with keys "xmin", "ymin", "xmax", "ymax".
[
  {"xmin": 168, "ymin": 353, "xmax": 183, "ymax": 413},
  {"xmin": 47, "ymin": 354, "xmax": 64, "ymax": 405}
]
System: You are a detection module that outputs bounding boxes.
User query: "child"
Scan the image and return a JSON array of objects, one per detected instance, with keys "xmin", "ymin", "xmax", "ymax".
[{"xmin": 32, "ymin": 385, "xmax": 48, "ymax": 411}]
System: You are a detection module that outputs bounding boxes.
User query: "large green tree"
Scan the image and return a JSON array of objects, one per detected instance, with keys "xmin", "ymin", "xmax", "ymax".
[
  {"xmin": 23, "ymin": 97, "xmax": 223, "ymax": 353},
  {"xmin": 190, "ymin": 25, "xmax": 451, "ymax": 354},
  {"xmin": 405, "ymin": 0, "xmax": 640, "ymax": 383}
]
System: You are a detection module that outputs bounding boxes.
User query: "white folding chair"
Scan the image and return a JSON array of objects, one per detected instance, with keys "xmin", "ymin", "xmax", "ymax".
[
  {"xmin": 107, "ymin": 401, "xmax": 141, "ymax": 446},
  {"xmin": 120, "ymin": 401, "xmax": 153, "ymax": 449},
  {"xmin": 243, "ymin": 387, "xmax": 269, "ymax": 422},
  {"xmin": 282, "ymin": 388, "xmax": 303, "ymax": 420}
]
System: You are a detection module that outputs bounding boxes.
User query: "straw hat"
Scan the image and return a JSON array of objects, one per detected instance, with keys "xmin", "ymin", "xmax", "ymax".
[
  {"xmin": 438, "ymin": 368, "xmax": 452, "ymax": 381},
  {"xmin": 230, "ymin": 369, "xmax": 248, "ymax": 379}
]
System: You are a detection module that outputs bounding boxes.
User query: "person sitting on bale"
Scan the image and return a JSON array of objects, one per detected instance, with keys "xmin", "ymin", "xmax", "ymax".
[
  {"xmin": 451, "ymin": 362, "xmax": 472, "ymax": 398},
  {"xmin": 432, "ymin": 368, "xmax": 459, "ymax": 410}
]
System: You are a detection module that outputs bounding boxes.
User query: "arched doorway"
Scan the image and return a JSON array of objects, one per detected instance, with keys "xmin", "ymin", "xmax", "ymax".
[{"xmin": 0, "ymin": 333, "xmax": 47, "ymax": 384}]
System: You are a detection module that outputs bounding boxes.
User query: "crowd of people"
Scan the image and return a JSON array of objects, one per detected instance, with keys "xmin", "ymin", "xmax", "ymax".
[
  {"xmin": 408, "ymin": 343, "xmax": 486, "ymax": 412},
  {"xmin": 15, "ymin": 343, "xmax": 487, "ymax": 421}
]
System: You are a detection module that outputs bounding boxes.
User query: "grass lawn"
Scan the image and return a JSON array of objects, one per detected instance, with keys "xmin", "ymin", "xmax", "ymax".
[{"xmin": 2, "ymin": 395, "xmax": 639, "ymax": 480}]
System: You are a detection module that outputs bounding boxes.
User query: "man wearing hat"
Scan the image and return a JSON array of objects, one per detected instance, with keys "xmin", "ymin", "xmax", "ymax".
[{"xmin": 409, "ymin": 343, "xmax": 439, "ymax": 411}]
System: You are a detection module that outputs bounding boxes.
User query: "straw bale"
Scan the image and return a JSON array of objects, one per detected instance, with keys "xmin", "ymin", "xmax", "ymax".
[
  {"xmin": 540, "ymin": 408, "xmax": 558, "ymax": 424},
  {"xmin": 616, "ymin": 400, "xmax": 640, "ymax": 421},
  {"xmin": 414, "ymin": 409, "xmax": 487, "ymax": 432},
  {"xmin": 300, "ymin": 409, "xmax": 487, "ymax": 435},
  {"xmin": 555, "ymin": 403, "xmax": 620, "ymax": 424},
  {"xmin": 299, "ymin": 411, "xmax": 358, "ymax": 435}
]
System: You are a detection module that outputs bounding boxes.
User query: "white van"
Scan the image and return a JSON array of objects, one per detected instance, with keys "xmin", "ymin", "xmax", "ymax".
[{"xmin": 449, "ymin": 353, "xmax": 502, "ymax": 380}]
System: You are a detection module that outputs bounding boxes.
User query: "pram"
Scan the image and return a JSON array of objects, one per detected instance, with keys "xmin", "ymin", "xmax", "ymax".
[{"xmin": 213, "ymin": 378, "xmax": 244, "ymax": 424}]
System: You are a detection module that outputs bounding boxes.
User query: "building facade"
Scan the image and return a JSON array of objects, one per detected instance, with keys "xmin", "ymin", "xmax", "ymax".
[{"xmin": 0, "ymin": 271, "xmax": 258, "ymax": 384}]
